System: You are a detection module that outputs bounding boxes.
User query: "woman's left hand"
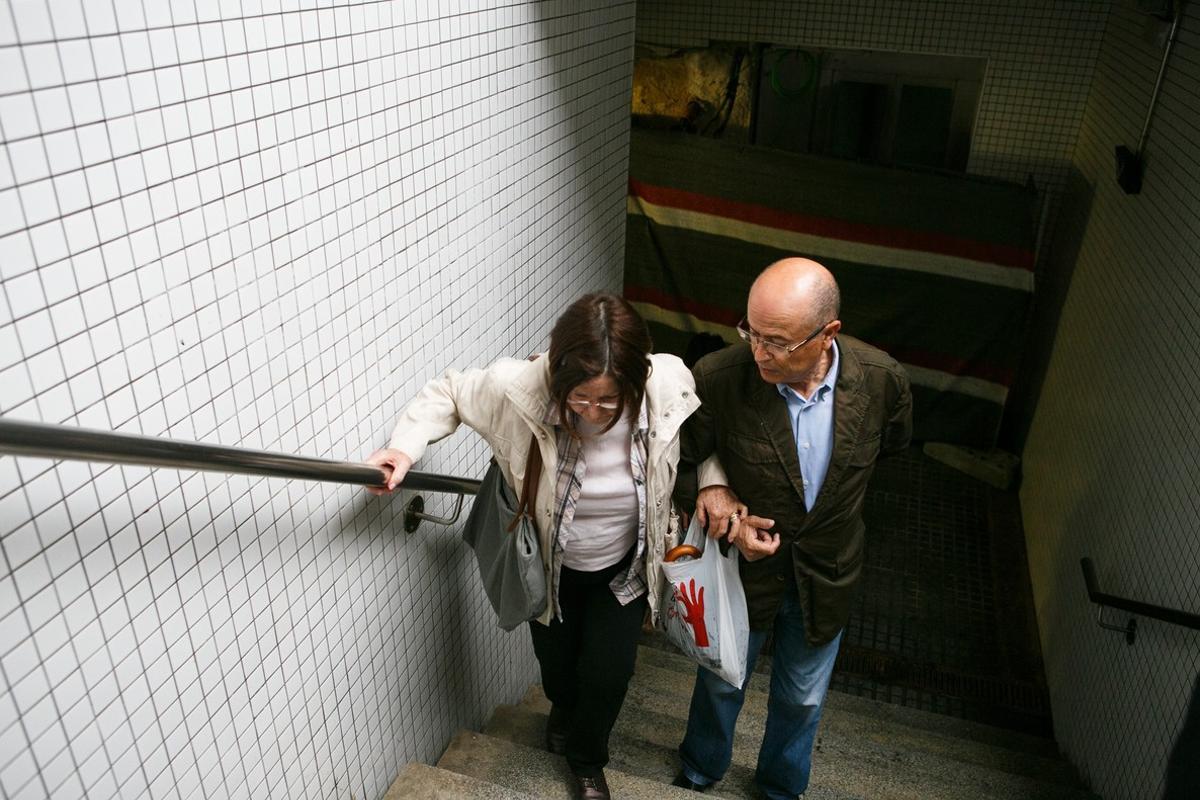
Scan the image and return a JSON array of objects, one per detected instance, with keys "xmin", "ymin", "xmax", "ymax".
[{"xmin": 364, "ymin": 448, "xmax": 414, "ymax": 495}]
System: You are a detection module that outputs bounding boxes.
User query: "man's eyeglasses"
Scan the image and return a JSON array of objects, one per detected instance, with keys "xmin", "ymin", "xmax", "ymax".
[
  {"xmin": 566, "ymin": 398, "xmax": 621, "ymax": 410},
  {"xmin": 735, "ymin": 318, "xmax": 831, "ymax": 356}
]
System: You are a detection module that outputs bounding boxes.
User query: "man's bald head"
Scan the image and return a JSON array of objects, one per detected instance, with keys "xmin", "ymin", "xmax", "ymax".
[
  {"xmin": 749, "ymin": 258, "xmax": 840, "ymax": 329},
  {"xmin": 742, "ymin": 258, "xmax": 842, "ymax": 389}
]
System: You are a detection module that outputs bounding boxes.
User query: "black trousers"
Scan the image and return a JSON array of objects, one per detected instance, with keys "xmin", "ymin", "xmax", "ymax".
[{"xmin": 528, "ymin": 550, "xmax": 647, "ymax": 777}]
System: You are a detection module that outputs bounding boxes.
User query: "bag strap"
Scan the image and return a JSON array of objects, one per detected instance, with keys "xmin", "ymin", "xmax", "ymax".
[{"xmin": 508, "ymin": 431, "xmax": 543, "ymax": 533}]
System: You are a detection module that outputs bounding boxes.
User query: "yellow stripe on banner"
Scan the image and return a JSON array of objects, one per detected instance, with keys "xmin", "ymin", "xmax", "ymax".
[
  {"xmin": 630, "ymin": 301, "xmax": 738, "ymax": 341},
  {"xmin": 627, "ymin": 196, "xmax": 1034, "ymax": 293},
  {"xmin": 633, "ymin": 301, "xmax": 1009, "ymax": 405},
  {"xmin": 900, "ymin": 364, "xmax": 1008, "ymax": 405}
]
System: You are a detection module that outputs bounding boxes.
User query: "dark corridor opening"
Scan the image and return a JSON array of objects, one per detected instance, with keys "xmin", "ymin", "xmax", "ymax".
[{"xmin": 834, "ymin": 445, "xmax": 1050, "ymax": 737}]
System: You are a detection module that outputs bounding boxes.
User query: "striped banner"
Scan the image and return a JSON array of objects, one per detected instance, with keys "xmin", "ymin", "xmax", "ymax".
[
  {"xmin": 623, "ymin": 130, "xmax": 1037, "ymax": 447},
  {"xmin": 628, "ymin": 183, "xmax": 1034, "ymax": 293}
]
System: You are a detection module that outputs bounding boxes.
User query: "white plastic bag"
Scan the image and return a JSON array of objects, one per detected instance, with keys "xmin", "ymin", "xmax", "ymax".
[{"xmin": 659, "ymin": 517, "xmax": 749, "ymax": 688}]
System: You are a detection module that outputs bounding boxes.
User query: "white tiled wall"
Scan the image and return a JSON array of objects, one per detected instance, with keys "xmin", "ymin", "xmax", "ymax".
[
  {"xmin": 633, "ymin": 0, "xmax": 1110, "ymax": 241},
  {"xmin": 1021, "ymin": 2, "xmax": 1200, "ymax": 798},
  {"xmin": 0, "ymin": 1, "xmax": 635, "ymax": 798}
]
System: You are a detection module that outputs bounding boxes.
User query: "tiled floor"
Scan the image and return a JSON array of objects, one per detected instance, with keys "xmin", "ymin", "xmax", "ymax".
[{"xmin": 832, "ymin": 445, "xmax": 1052, "ymax": 736}]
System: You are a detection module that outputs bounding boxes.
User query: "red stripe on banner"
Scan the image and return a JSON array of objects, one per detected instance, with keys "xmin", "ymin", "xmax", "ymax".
[
  {"xmin": 625, "ymin": 285, "xmax": 744, "ymax": 327},
  {"xmin": 628, "ymin": 178, "xmax": 1035, "ymax": 271},
  {"xmin": 877, "ymin": 346, "xmax": 1015, "ymax": 387},
  {"xmin": 627, "ymin": 287, "xmax": 1015, "ymax": 387}
]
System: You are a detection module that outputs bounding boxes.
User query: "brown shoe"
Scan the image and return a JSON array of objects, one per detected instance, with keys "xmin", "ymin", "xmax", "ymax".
[{"xmin": 575, "ymin": 771, "xmax": 610, "ymax": 800}]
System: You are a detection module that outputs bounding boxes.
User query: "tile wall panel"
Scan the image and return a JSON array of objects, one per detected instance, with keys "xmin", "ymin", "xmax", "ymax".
[
  {"xmin": 0, "ymin": 1, "xmax": 635, "ymax": 798},
  {"xmin": 1022, "ymin": 2, "xmax": 1200, "ymax": 798}
]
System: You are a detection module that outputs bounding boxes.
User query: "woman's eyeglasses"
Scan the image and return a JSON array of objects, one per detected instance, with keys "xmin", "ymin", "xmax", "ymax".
[{"xmin": 566, "ymin": 398, "xmax": 621, "ymax": 410}]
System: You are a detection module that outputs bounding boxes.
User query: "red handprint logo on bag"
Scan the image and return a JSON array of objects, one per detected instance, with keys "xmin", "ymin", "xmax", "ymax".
[{"xmin": 674, "ymin": 578, "xmax": 709, "ymax": 647}]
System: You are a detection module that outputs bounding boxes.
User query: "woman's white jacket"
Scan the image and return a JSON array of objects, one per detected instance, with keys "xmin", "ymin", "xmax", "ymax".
[{"xmin": 386, "ymin": 352, "xmax": 701, "ymax": 626}]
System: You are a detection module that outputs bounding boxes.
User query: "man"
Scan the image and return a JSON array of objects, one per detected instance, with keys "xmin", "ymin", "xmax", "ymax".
[{"xmin": 672, "ymin": 257, "xmax": 912, "ymax": 799}]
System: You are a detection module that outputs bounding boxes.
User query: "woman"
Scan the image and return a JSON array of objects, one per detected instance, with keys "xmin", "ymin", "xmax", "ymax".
[{"xmin": 366, "ymin": 293, "xmax": 700, "ymax": 800}]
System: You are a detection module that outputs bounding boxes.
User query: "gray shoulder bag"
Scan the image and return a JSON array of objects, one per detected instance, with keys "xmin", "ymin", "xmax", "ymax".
[{"xmin": 461, "ymin": 433, "xmax": 548, "ymax": 631}]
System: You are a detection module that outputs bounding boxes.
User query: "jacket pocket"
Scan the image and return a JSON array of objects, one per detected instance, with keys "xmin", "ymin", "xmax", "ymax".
[
  {"xmin": 836, "ymin": 547, "xmax": 864, "ymax": 579},
  {"xmin": 794, "ymin": 548, "xmax": 858, "ymax": 642},
  {"xmin": 724, "ymin": 433, "xmax": 777, "ymax": 465}
]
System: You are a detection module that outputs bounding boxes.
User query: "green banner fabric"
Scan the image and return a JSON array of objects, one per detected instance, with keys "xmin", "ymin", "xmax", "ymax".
[{"xmin": 624, "ymin": 129, "xmax": 1038, "ymax": 448}]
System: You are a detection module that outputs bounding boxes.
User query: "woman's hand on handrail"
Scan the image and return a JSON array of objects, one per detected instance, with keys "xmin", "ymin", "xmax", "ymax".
[{"xmin": 365, "ymin": 448, "xmax": 414, "ymax": 495}]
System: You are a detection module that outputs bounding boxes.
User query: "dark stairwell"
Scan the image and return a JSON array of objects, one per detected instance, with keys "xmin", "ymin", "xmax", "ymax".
[{"xmin": 834, "ymin": 445, "xmax": 1052, "ymax": 737}]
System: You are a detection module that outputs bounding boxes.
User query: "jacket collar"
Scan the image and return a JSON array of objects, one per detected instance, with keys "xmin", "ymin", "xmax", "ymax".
[
  {"xmin": 747, "ymin": 337, "xmax": 869, "ymax": 512},
  {"xmin": 820, "ymin": 338, "xmax": 870, "ymax": 508},
  {"xmin": 505, "ymin": 355, "xmax": 554, "ymax": 431},
  {"xmin": 645, "ymin": 355, "xmax": 700, "ymax": 459}
]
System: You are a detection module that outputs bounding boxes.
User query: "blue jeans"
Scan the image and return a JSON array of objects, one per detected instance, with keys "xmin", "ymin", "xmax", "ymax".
[{"xmin": 678, "ymin": 590, "xmax": 842, "ymax": 799}]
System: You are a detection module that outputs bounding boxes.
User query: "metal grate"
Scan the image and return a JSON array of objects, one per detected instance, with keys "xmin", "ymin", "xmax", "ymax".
[{"xmin": 829, "ymin": 446, "xmax": 1054, "ymax": 736}]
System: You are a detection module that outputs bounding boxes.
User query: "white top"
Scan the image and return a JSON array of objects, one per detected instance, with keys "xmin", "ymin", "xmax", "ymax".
[{"xmin": 561, "ymin": 412, "xmax": 639, "ymax": 571}]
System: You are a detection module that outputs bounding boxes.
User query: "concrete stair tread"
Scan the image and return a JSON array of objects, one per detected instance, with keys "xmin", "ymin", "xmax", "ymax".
[
  {"xmin": 484, "ymin": 703, "xmax": 863, "ymax": 800},
  {"xmin": 617, "ymin": 657, "xmax": 1082, "ymax": 788},
  {"xmin": 435, "ymin": 729, "xmax": 707, "ymax": 799},
  {"xmin": 636, "ymin": 643, "xmax": 1066, "ymax": 761},
  {"xmin": 492, "ymin": 698, "xmax": 1094, "ymax": 800},
  {"xmin": 383, "ymin": 762, "xmax": 536, "ymax": 799}
]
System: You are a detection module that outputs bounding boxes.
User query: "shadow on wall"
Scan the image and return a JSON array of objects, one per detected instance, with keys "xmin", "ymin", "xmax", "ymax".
[
  {"xmin": 1164, "ymin": 670, "xmax": 1200, "ymax": 799},
  {"xmin": 523, "ymin": 3, "xmax": 632, "ymax": 291},
  {"xmin": 1000, "ymin": 164, "xmax": 1095, "ymax": 456},
  {"xmin": 424, "ymin": 529, "xmax": 486, "ymax": 729}
]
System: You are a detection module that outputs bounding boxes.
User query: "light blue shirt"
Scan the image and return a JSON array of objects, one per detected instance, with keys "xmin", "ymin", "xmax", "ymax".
[{"xmin": 776, "ymin": 341, "xmax": 840, "ymax": 510}]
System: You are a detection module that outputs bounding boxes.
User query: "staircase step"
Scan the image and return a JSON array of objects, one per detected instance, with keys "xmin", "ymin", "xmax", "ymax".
[
  {"xmin": 621, "ymin": 660, "xmax": 1082, "ymax": 789},
  {"xmin": 435, "ymin": 729, "xmax": 704, "ymax": 799},
  {"xmin": 509, "ymin": 687, "xmax": 1093, "ymax": 800},
  {"xmin": 484, "ymin": 703, "xmax": 862, "ymax": 800},
  {"xmin": 383, "ymin": 762, "xmax": 535, "ymax": 799},
  {"xmin": 636, "ymin": 643, "xmax": 1069, "ymax": 763}
]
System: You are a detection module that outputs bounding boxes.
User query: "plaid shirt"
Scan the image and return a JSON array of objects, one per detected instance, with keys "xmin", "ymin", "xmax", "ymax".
[{"xmin": 542, "ymin": 399, "xmax": 650, "ymax": 621}]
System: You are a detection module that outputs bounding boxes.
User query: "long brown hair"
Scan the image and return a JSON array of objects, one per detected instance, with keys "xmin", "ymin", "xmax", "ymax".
[{"xmin": 547, "ymin": 293, "xmax": 652, "ymax": 437}]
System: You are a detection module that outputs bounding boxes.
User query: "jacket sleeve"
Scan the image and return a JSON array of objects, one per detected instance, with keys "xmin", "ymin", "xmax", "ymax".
[
  {"xmin": 881, "ymin": 365, "xmax": 913, "ymax": 457},
  {"xmin": 674, "ymin": 362, "xmax": 720, "ymax": 510},
  {"xmin": 385, "ymin": 361, "xmax": 515, "ymax": 462}
]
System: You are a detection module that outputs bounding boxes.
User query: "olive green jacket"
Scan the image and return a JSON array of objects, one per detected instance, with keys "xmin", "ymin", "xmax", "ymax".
[{"xmin": 680, "ymin": 337, "xmax": 912, "ymax": 645}]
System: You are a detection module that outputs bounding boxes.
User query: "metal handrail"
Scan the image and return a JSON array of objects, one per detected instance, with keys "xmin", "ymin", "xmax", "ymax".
[
  {"xmin": 1081, "ymin": 557, "xmax": 1200, "ymax": 645},
  {"xmin": 0, "ymin": 418, "xmax": 481, "ymax": 497}
]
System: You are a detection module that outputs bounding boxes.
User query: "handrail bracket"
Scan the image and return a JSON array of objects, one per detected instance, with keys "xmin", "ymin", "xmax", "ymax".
[
  {"xmin": 1095, "ymin": 603, "xmax": 1137, "ymax": 646},
  {"xmin": 1081, "ymin": 557, "xmax": 1198, "ymax": 644},
  {"xmin": 405, "ymin": 493, "xmax": 467, "ymax": 533}
]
